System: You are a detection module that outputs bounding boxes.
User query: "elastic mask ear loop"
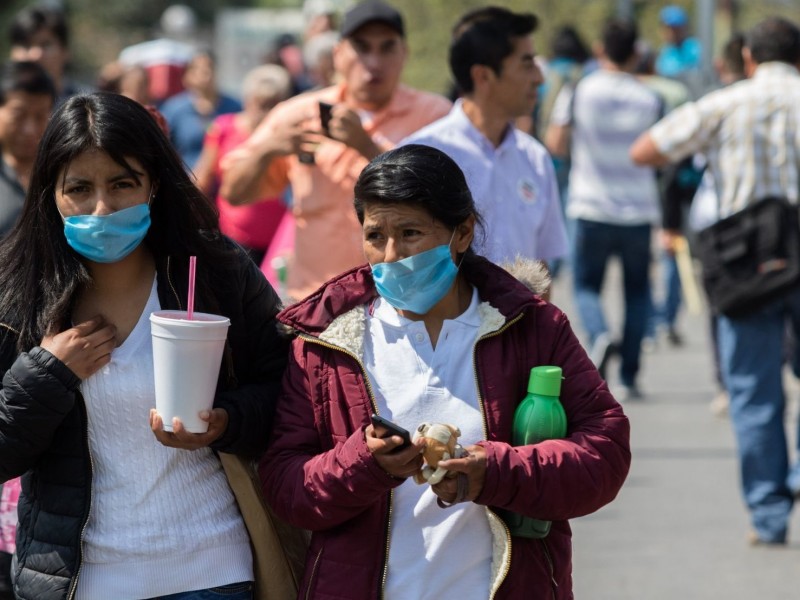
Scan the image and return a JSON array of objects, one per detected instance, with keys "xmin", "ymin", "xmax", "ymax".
[{"xmin": 450, "ymin": 227, "xmax": 467, "ymax": 270}]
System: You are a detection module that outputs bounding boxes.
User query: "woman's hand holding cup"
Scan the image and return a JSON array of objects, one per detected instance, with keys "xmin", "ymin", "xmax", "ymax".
[{"xmin": 150, "ymin": 408, "xmax": 228, "ymax": 450}]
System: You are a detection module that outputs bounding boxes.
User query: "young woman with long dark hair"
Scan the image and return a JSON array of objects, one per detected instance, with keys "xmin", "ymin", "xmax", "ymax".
[{"xmin": 0, "ymin": 92, "xmax": 290, "ymax": 600}]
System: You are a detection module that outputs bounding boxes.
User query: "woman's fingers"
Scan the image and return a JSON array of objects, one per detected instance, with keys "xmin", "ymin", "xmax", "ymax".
[
  {"xmin": 41, "ymin": 316, "xmax": 118, "ymax": 379},
  {"xmin": 371, "ymin": 438, "xmax": 425, "ymax": 479},
  {"xmin": 433, "ymin": 445, "xmax": 487, "ymax": 503},
  {"xmin": 149, "ymin": 409, "xmax": 228, "ymax": 450}
]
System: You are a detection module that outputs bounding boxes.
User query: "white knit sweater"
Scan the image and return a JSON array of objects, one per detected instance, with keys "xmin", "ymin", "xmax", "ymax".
[{"xmin": 75, "ymin": 281, "xmax": 252, "ymax": 598}]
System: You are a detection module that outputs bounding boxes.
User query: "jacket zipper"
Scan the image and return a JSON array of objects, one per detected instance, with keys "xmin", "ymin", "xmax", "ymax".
[
  {"xmin": 67, "ymin": 399, "xmax": 94, "ymax": 600},
  {"xmin": 540, "ymin": 538, "xmax": 558, "ymax": 599},
  {"xmin": 472, "ymin": 312, "xmax": 524, "ymax": 599},
  {"xmin": 304, "ymin": 547, "xmax": 323, "ymax": 600},
  {"xmin": 297, "ymin": 333, "xmax": 392, "ymax": 599},
  {"xmin": 486, "ymin": 509, "xmax": 513, "ymax": 600}
]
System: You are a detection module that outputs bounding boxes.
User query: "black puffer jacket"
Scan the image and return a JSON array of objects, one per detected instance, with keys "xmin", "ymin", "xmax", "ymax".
[{"xmin": 0, "ymin": 246, "xmax": 288, "ymax": 600}]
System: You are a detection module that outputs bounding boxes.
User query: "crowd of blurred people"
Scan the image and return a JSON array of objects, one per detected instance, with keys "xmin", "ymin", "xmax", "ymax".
[{"xmin": 0, "ymin": 0, "xmax": 799, "ymax": 598}]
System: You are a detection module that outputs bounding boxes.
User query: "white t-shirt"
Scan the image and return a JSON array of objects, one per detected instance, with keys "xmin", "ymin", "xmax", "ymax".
[
  {"xmin": 77, "ymin": 278, "xmax": 252, "ymax": 598},
  {"xmin": 551, "ymin": 69, "xmax": 662, "ymax": 225},
  {"xmin": 363, "ymin": 288, "xmax": 493, "ymax": 600}
]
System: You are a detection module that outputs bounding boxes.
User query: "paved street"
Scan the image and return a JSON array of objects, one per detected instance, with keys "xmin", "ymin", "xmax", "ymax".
[{"xmin": 549, "ymin": 262, "xmax": 800, "ymax": 599}]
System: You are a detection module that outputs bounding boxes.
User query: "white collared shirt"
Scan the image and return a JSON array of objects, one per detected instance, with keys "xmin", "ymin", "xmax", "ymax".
[
  {"xmin": 363, "ymin": 288, "xmax": 493, "ymax": 600},
  {"xmin": 403, "ymin": 100, "xmax": 568, "ymax": 265}
]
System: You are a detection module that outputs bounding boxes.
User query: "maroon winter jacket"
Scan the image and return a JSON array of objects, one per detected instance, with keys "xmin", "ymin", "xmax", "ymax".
[{"xmin": 260, "ymin": 256, "xmax": 631, "ymax": 599}]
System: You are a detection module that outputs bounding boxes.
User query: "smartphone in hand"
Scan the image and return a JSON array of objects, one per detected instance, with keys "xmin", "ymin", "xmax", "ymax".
[
  {"xmin": 319, "ymin": 101, "xmax": 334, "ymax": 134},
  {"xmin": 371, "ymin": 414, "xmax": 412, "ymax": 451}
]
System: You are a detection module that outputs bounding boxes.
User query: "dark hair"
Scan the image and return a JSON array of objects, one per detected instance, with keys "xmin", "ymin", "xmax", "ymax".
[
  {"xmin": 602, "ymin": 19, "xmax": 638, "ymax": 66},
  {"xmin": 0, "ymin": 92, "xmax": 229, "ymax": 351},
  {"xmin": 9, "ymin": 6, "xmax": 69, "ymax": 48},
  {"xmin": 745, "ymin": 17, "xmax": 800, "ymax": 65},
  {"xmin": 0, "ymin": 60, "xmax": 55, "ymax": 105},
  {"xmin": 449, "ymin": 6, "xmax": 538, "ymax": 95},
  {"xmin": 188, "ymin": 47, "xmax": 216, "ymax": 68},
  {"xmin": 551, "ymin": 25, "xmax": 590, "ymax": 63},
  {"xmin": 721, "ymin": 32, "xmax": 745, "ymax": 76},
  {"xmin": 633, "ymin": 41, "xmax": 656, "ymax": 75},
  {"xmin": 354, "ymin": 144, "xmax": 484, "ymax": 254}
]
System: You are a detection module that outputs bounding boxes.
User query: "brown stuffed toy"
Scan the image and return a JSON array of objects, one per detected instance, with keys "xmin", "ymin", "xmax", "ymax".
[{"xmin": 412, "ymin": 422, "xmax": 466, "ymax": 485}]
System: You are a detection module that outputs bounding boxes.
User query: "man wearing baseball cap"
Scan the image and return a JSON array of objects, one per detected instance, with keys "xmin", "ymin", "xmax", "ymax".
[
  {"xmin": 656, "ymin": 4, "xmax": 702, "ymax": 81},
  {"xmin": 220, "ymin": 0, "xmax": 451, "ymax": 300},
  {"xmin": 339, "ymin": 0, "xmax": 404, "ymax": 38}
]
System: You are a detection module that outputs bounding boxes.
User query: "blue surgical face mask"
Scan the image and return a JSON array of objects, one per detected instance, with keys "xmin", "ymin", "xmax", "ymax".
[
  {"xmin": 62, "ymin": 203, "xmax": 151, "ymax": 263},
  {"xmin": 371, "ymin": 231, "xmax": 460, "ymax": 315}
]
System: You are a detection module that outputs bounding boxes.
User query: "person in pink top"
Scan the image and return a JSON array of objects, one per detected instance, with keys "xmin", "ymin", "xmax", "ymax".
[
  {"xmin": 220, "ymin": 0, "xmax": 452, "ymax": 300},
  {"xmin": 194, "ymin": 64, "xmax": 292, "ymax": 265}
]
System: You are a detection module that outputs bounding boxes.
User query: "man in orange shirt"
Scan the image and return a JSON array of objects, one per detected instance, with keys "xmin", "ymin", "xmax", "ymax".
[{"xmin": 220, "ymin": 0, "xmax": 451, "ymax": 300}]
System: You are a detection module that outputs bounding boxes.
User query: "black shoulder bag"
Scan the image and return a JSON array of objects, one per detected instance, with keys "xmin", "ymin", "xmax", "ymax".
[{"xmin": 695, "ymin": 196, "xmax": 800, "ymax": 317}]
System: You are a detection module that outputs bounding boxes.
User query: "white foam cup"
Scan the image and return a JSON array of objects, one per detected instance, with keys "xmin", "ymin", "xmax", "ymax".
[{"xmin": 150, "ymin": 310, "xmax": 230, "ymax": 433}]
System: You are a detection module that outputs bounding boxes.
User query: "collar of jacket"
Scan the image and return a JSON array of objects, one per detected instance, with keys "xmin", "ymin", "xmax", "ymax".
[{"xmin": 277, "ymin": 253, "xmax": 543, "ymax": 339}]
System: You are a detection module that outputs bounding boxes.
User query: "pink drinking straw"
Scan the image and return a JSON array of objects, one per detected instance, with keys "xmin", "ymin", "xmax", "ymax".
[{"xmin": 187, "ymin": 256, "xmax": 197, "ymax": 320}]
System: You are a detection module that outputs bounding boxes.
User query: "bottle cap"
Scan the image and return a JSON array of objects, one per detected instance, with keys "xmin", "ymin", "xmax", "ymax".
[{"xmin": 527, "ymin": 366, "xmax": 563, "ymax": 397}]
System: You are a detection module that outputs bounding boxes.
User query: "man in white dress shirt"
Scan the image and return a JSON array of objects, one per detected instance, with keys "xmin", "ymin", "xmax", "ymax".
[{"xmin": 403, "ymin": 6, "xmax": 568, "ymax": 283}]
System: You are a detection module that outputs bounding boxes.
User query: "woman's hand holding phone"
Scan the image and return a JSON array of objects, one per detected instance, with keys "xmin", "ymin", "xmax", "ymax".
[{"xmin": 366, "ymin": 414, "xmax": 424, "ymax": 479}]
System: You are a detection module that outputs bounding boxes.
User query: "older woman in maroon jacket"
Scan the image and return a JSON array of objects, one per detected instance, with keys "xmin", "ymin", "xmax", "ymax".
[{"xmin": 260, "ymin": 144, "xmax": 630, "ymax": 600}]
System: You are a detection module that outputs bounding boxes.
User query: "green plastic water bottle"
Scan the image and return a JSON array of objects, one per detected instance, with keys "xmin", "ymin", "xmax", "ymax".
[{"xmin": 501, "ymin": 366, "xmax": 567, "ymax": 538}]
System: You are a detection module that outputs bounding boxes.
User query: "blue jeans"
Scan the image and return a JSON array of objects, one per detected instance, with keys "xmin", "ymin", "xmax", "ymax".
[
  {"xmin": 646, "ymin": 250, "xmax": 682, "ymax": 338},
  {"xmin": 149, "ymin": 581, "xmax": 254, "ymax": 600},
  {"xmin": 548, "ymin": 156, "xmax": 574, "ymax": 279},
  {"xmin": 572, "ymin": 219, "xmax": 652, "ymax": 386},
  {"xmin": 717, "ymin": 286, "xmax": 800, "ymax": 542}
]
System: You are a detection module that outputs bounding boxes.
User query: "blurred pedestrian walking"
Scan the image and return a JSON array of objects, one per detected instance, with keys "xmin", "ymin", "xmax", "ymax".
[
  {"xmin": 194, "ymin": 64, "xmax": 293, "ymax": 265},
  {"xmin": 546, "ymin": 19, "xmax": 662, "ymax": 399},
  {"xmin": 632, "ymin": 17, "xmax": 800, "ymax": 546},
  {"xmin": 0, "ymin": 60, "xmax": 55, "ymax": 239},
  {"xmin": 160, "ymin": 49, "xmax": 241, "ymax": 170},
  {"xmin": 8, "ymin": 5, "xmax": 85, "ymax": 105},
  {"xmin": 656, "ymin": 5, "xmax": 703, "ymax": 97}
]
